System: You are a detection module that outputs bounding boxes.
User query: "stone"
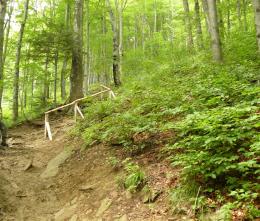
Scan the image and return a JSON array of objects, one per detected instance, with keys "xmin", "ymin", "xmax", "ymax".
[
  {"xmin": 78, "ymin": 184, "xmax": 95, "ymax": 192},
  {"xmin": 23, "ymin": 158, "xmax": 33, "ymax": 171},
  {"xmin": 69, "ymin": 214, "xmax": 78, "ymax": 221},
  {"xmin": 142, "ymin": 189, "xmax": 162, "ymax": 204},
  {"xmin": 96, "ymin": 197, "xmax": 113, "ymax": 217},
  {"xmin": 41, "ymin": 148, "xmax": 73, "ymax": 178},
  {"xmin": 114, "ymin": 214, "xmax": 128, "ymax": 221},
  {"xmin": 54, "ymin": 204, "xmax": 77, "ymax": 221}
]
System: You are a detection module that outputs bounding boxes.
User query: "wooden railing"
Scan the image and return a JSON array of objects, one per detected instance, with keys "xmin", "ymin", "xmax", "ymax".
[{"xmin": 44, "ymin": 85, "xmax": 116, "ymax": 141}]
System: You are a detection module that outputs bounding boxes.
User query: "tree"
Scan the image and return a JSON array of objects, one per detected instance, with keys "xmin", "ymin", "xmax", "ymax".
[
  {"xmin": 194, "ymin": 0, "xmax": 204, "ymax": 48},
  {"xmin": 106, "ymin": 0, "xmax": 121, "ymax": 87},
  {"xmin": 0, "ymin": 0, "xmax": 6, "ymax": 118},
  {"xmin": 207, "ymin": 0, "xmax": 223, "ymax": 62},
  {"xmin": 183, "ymin": 0, "xmax": 194, "ymax": 48},
  {"xmin": 13, "ymin": 0, "xmax": 30, "ymax": 121},
  {"xmin": 253, "ymin": 0, "xmax": 260, "ymax": 52},
  {"xmin": 70, "ymin": 0, "xmax": 84, "ymax": 101}
]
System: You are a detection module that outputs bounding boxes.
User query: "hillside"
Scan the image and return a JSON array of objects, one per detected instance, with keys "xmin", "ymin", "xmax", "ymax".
[{"xmin": 0, "ymin": 0, "xmax": 260, "ymax": 220}]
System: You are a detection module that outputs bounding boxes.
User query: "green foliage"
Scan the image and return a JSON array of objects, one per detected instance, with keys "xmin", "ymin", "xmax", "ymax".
[
  {"xmin": 170, "ymin": 105, "xmax": 259, "ymax": 191},
  {"xmin": 122, "ymin": 158, "xmax": 146, "ymax": 193}
]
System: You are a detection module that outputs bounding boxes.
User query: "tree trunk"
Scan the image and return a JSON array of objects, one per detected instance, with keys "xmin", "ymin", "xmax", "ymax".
[
  {"xmin": 106, "ymin": 0, "xmax": 121, "ymax": 87},
  {"xmin": 70, "ymin": 0, "xmax": 84, "ymax": 101},
  {"xmin": 237, "ymin": 0, "xmax": 242, "ymax": 28},
  {"xmin": 154, "ymin": 0, "xmax": 157, "ymax": 33},
  {"xmin": 217, "ymin": 0, "xmax": 224, "ymax": 38},
  {"xmin": 60, "ymin": 2, "xmax": 70, "ymax": 100},
  {"xmin": 253, "ymin": 0, "xmax": 260, "ymax": 52},
  {"xmin": 201, "ymin": 0, "xmax": 210, "ymax": 33},
  {"xmin": 3, "ymin": 3, "xmax": 13, "ymax": 64},
  {"xmin": 61, "ymin": 55, "xmax": 67, "ymax": 100},
  {"xmin": 54, "ymin": 51, "xmax": 58, "ymax": 104},
  {"xmin": 118, "ymin": 1, "xmax": 124, "ymax": 81},
  {"xmin": 207, "ymin": 0, "xmax": 223, "ymax": 62},
  {"xmin": 0, "ymin": 0, "xmax": 6, "ymax": 118},
  {"xmin": 13, "ymin": 0, "xmax": 29, "ymax": 121},
  {"xmin": 194, "ymin": 0, "xmax": 204, "ymax": 48},
  {"xmin": 43, "ymin": 54, "xmax": 49, "ymax": 106},
  {"xmin": 84, "ymin": 0, "xmax": 90, "ymax": 93},
  {"xmin": 242, "ymin": 0, "xmax": 247, "ymax": 31},
  {"xmin": 101, "ymin": 2, "xmax": 109, "ymax": 85},
  {"xmin": 182, "ymin": 0, "xmax": 194, "ymax": 48},
  {"xmin": 227, "ymin": 0, "xmax": 231, "ymax": 35}
]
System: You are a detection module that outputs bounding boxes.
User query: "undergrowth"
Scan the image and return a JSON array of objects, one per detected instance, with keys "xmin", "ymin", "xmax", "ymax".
[{"xmin": 75, "ymin": 49, "xmax": 260, "ymax": 219}]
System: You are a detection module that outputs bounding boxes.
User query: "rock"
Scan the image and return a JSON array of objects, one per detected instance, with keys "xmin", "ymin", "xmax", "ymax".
[
  {"xmin": 142, "ymin": 189, "xmax": 162, "ymax": 204},
  {"xmin": 125, "ymin": 191, "xmax": 132, "ymax": 199},
  {"xmin": 54, "ymin": 204, "xmax": 77, "ymax": 221},
  {"xmin": 69, "ymin": 214, "xmax": 78, "ymax": 221},
  {"xmin": 78, "ymin": 184, "xmax": 95, "ymax": 192},
  {"xmin": 40, "ymin": 148, "xmax": 73, "ymax": 178},
  {"xmin": 96, "ymin": 197, "xmax": 113, "ymax": 217},
  {"xmin": 114, "ymin": 214, "xmax": 128, "ymax": 221},
  {"xmin": 23, "ymin": 158, "xmax": 33, "ymax": 171}
]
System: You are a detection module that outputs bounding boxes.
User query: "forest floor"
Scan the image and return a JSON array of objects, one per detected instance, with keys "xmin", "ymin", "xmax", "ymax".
[{"xmin": 0, "ymin": 115, "xmax": 177, "ymax": 221}]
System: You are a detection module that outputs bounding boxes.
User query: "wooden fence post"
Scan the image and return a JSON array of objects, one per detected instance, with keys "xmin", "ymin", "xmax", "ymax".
[
  {"xmin": 43, "ymin": 85, "xmax": 115, "ymax": 140},
  {"xmin": 45, "ymin": 114, "xmax": 53, "ymax": 141},
  {"xmin": 74, "ymin": 102, "xmax": 77, "ymax": 122}
]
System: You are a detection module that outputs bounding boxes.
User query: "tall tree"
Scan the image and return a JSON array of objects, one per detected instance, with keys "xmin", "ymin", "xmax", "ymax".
[
  {"xmin": 253, "ymin": 0, "xmax": 260, "ymax": 52},
  {"xmin": 106, "ymin": 0, "xmax": 121, "ymax": 86},
  {"xmin": 83, "ymin": 0, "xmax": 90, "ymax": 93},
  {"xmin": 194, "ymin": 0, "xmax": 204, "ymax": 48},
  {"xmin": 183, "ymin": 0, "xmax": 194, "ymax": 48},
  {"xmin": 70, "ymin": 0, "xmax": 84, "ymax": 101},
  {"xmin": 0, "ymin": 0, "xmax": 6, "ymax": 118},
  {"xmin": 13, "ymin": 0, "xmax": 30, "ymax": 121},
  {"xmin": 61, "ymin": 1, "xmax": 71, "ymax": 100},
  {"xmin": 207, "ymin": 0, "xmax": 223, "ymax": 62}
]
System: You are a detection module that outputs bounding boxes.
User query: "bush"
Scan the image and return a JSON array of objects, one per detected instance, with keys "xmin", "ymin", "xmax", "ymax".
[{"xmin": 169, "ymin": 104, "xmax": 260, "ymax": 199}]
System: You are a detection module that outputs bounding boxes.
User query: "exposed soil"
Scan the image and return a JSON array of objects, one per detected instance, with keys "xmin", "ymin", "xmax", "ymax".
[{"xmin": 0, "ymin": 116, "xmax": 176, "ymax": 221}]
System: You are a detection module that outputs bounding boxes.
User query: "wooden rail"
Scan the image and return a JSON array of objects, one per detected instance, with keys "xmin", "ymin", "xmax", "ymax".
[{"xmin": 44, "ymin": 85, "xmax": 116, "ymax": 141}]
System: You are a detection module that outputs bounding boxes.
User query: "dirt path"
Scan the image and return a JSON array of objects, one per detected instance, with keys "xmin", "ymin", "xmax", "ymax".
[{"xmin": 0, "ymin": 116, "xmax": 173, "ymax": 221}]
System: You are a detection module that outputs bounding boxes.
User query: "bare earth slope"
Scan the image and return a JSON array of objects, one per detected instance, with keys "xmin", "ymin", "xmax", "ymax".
[{"xmin": 0, "ymin": 116, "xmax": 173, "ymax": 221}]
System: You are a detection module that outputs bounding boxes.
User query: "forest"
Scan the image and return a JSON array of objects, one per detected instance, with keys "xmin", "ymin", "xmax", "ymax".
[{"xmin": 0, "ymin": 0, "xmax": 259, "ymax": 220}]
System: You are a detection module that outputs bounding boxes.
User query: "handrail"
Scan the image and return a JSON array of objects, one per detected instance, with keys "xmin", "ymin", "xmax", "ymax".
[
  {"xmin": 44, "ymin": 85, "xmax": 116, "ymax": 141},
  {"xmin": 45, "ymin": 89, "xmax": 110, "ymax": 114}
]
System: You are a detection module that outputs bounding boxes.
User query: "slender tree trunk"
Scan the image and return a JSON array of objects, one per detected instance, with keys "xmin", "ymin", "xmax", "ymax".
[
  {"xmin": 106, "ymin": 0, "xmax": 121, "ymax": 87},
  {"xmin": 118, "ymin": 1, "xmax": 124, "ymax": 81},
  {"xmin": 43, "ymin": 54, "xmax": 49, "ymax": 106},
  {"xmin": 61, "ymin": 55, "xmax": 67, "ymax": 100},
  {"xmin": 3, "ymin": 3, "xmax": 13, "ymax": 64},
  {"xmin": 217, "ymin": 0, "xmax": 224, "ymax": 38},
  {"xmin": 227, "ymin": 0, "xmax": 231, "ymax": 35},
  {"xmin": 54, "ymin": 51, "xmax": 58, "ymax": 104},
  {"xmin": 84, "ymin": 0, "xmax": 90, "ymax": 93},
  {"xmin": 154, "ymin": 0, "xmax": 157, "ymax": 33},
  {"xmin": 207, "ymin": 0, "xmax": 223, "ymax": 62},
  {"xmin": 0, "ymin": 0, "xmax": 6, "ymax": 118},
  {"xmin": 60, "ymin": 2, "xmax": 70, "ymax": 100},
  {"xmin": 237, "ymin": 0, "xmax": 242, "ymax": 28},
  {"xmin": 253, "ymin": 0, "xmax": 260, "ymax": 52},
  {"xmin": 142, "ymin": 0, "xmax": 147, "ymax": 53},
  {"xmin": 13, "ymin": 0, "xmax": 29, "ymax": 121},
  {"xmin": 201, "ymin": 0, "xmax": 210, "ymax": 33},
  {"xmin": 194, "ymin": 0, "xmax": 204, "ymax": 48},
  {"xmin": 242, "ymin": 0, "xmax": 247, "ymax": 31},
  {"xmin": 70, "ymin": 0, "xmax": 84, "ymax": 101},
  {"xmin": 183, "ymin": 0, "xmax": 194, "ymax": 48},
  {"xmin": 101, "ymin": 2, "xmax": 109, "ymax": 85},
  {"xmin": 169, "ymin": 0, "xmax": 174, "ymax": 49}
]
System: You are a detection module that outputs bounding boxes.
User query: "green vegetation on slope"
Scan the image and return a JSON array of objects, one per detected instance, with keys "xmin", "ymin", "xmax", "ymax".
[{"xmin": 75, "ymin": 43, "xmax": 260, "ymax": 219}]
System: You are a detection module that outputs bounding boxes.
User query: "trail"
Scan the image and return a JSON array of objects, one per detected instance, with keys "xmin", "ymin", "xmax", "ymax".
[{"xmin": 0, "ymin": 116, "xmax": 172, "ymax": 221}]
